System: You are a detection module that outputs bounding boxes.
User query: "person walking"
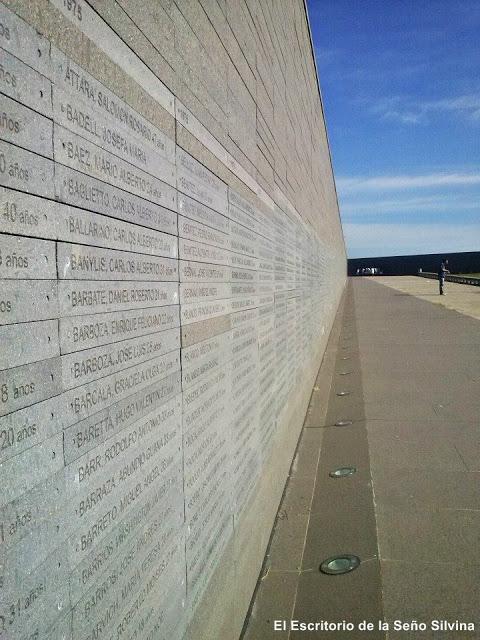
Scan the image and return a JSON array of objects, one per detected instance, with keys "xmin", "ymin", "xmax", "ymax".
[{"xmin": 438, "ymin": 259, "xmax": 450, "ymax": 295}]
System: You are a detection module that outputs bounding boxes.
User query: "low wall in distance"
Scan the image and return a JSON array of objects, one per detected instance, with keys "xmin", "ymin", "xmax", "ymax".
[{"xmin": 0, "ymin": 1, "xmax": 346, "ymax": 639}]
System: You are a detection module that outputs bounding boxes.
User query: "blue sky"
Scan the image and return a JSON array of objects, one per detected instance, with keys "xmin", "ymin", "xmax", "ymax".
[{"xmin": 307, "ymin": 0, "xmax": 480, "ymax": 258}]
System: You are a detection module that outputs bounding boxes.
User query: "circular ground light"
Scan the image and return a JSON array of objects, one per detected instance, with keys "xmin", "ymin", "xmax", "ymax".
[
  {"xmin": 339, "ymin": 371, "xmax": 353, "ymax": 375},
  {"xmin": 336, "ymin": 391, "xmax": 351, "ymax": 396},
  {"xmin": 341, "ymin": 356, "xmax": 351, "ymax": 360},
  {"xmin": 320, "ymin": 554, "xmax": 360, "ymax": 575},
  {"xmin": 329, "ymin": 466, "xmax": 357, "ymax": 478},
  {"xmin": 335, "ymin": 420, "xmax": 353, "ymax": 426}
]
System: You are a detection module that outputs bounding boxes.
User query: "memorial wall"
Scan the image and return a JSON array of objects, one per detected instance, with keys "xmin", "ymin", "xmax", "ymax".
[{"xmin": 0, "ymin": 1, "xmax": 346, "ymax": 638}]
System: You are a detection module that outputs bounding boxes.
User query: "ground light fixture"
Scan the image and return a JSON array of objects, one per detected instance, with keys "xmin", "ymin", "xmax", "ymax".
[
  {"xmin": 336, "ymin": 391, "xmax": 351, "ymax": 396},
  {"xmin": 335, "ymin": 420, "xmax": 353, "ymax": 426},
  {"xmin": 329, "ymin": 467, "xmax": 356, "ymax": 478},
  {"xmin": 339, "ymin": 371, "xmax": 353, "ymax": 375},
  {"xmin": 320, "ymin": 554, "xmax": 360, "ymax": 575}
]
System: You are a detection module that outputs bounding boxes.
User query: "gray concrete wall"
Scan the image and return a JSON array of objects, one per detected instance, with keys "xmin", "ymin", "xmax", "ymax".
[{"xmin": 0, "ymin": 1, "xmax": 346, "ymax": 639}]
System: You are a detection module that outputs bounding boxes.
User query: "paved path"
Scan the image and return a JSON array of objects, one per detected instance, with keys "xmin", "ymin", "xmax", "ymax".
[
  {"xmin": 242, "ymin": 277, "xmax": 480, "ymax": 640},
  {"xmin": 372, "ymin": 275, "xmax": 480, "ymax": 321}
]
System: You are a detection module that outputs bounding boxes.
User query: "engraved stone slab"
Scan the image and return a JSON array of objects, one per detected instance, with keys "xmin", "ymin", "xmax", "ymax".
[
  {"xmin": 64, "ymin": 410, "xmax": 182, "ymax": 561},
  {"xmin": 64, "ymin": 423, "xmax": 181, "ymax": 534},
  {"xmin": 229, "ymin": 250, "xmax": 258, "ymax": 270},
  {"xmin": 176, "ymin": 147, "xmax": 228, "ymax": 215},
  {"xmin": 230, "ymin": 296, "xmax": 257, "ymax": 313},
  {"xmin": 66, "ymin": 447, "xmax": 182, "ymax": 572},
  {"xmin": 1, "ymin": 467, "xmax": 67, "ymax": 571},
  {"xmin": 72, "ymin": 535, "xmax": 183, "ymax": 640},
  {"xmin": 49, "ymin": 0, "xmax": 174, "ymax": 115},
  {"xmin": 55, "ymin": 164, "xmax": 177, "ymax": 233},
  {"xmin": 183, "ymin": 384, "xmax": 231, "ymax": 451},
  {"xmin": 57, "ymin": 242, "xmax": 178, "ymax": 281},
  {"xmin": 178, "ymin": 214, "xmax": 229, "ymax": 249},
  {"xmin": 181, "ymin": 298, "xmax": 231, "ymax": 325},
  {"xmin": 179, "ymin": 238, "xmax": 229, "ymax": 265},
  {"xmin": 259, "ymin": 293, "xmax": 275, "ymax": 307},
  {"xmin": 184, "ymin": 419, "xmax": 230, "ymax": 524},
  {"xmin": 0, "ymin": 47, "xmax": 52, "ymax": 117},
  {"xmin": 141, "ymin": 575, "xmax": 186, "ymax": 640},
  {"xmin": 45, "ymin": 611, "xmax": 72, "ymax": 640},
  {"xmin": 0, "ymin": 356, "xmax": 62, "ymax": 416},
  {"xmin": 0, "ymin": 93, "xmax": 53, "ymax": 157},
  {"xmin": 258, "ymin": 252, "xmax": 275, "ymax": 269},
  {"xmin": 231, "ymin": 358, "xmax": 257, "ymax": 392},
  {"xmin": 181, "ymin": 332, "xmax": 231, "ymax": 389},
  {"xmin": 178, "ymin": 193, "xmax": 229, "ymax": 233},
  {"xmin": 179, "ymin": 282, "xmax": 230, "ymax": 305},
  {"xmin": 228, "ymin": 189, "xmax": 257, "ymax": 229},
  {"xmin": 231, "ymin": 308, "xmax": 257, "ymax": 328},
  {"xmin": 53, "ymin": 84, "xmax": 176, "ymax": 184},
  {"xmin": 231, "ymin": 267, "xmax": 257, "ymax": 282},
  {"xmin": 0, "ymin": 431, "xmax": 63, "ymax": 507},
  {"xmin": 68, "ymin": 451, "xmax": 182, "ymax": 601},
  {"xmin": 51, "ymin": 46, "xmax": 175, "ymax": 163},
  {"xmin": 0, "ymin": 3, "xmax": 51, "ymax": 76},
  {"xmin": 0, "ymin": 392, "xmax": 67, "ymax": 464},
  {"xmin": 58, "ymin": 206, "xmax": 178, "ymax": 257},
  {"xmin": 0, "ymin": 139, "xmax": 54, "ymax": 197},
  {"xmin": 59, "ymin": 305, "xmax": 180, "ymax": 354},
  {"xmin": 62, "ymin": 353, "xmax": 180, "ymax": 424},
  {"xmin": 183, "ymin": 410, "xmax": 229, "ymax": 498},
  {"xmin": 61, "ymin": 328, "xmax": 180, "ymax": 389},
  {"xmin": 54, "ymin": 124, "xmax": 177, "ymax": 210},
  {"xmin": 0, "ymin": 279, "xmax": 58, "ymax": 325},
  {"xmin": 231, "ymin": 282, "xmax": 257, "ymax": 297},
  {"xmin": 1, "ymin": 545, "xmax": 69, "ymax": 640},
  {"xmin": 59, "ymin": 280, "xmax": 178, "ymax": 316},
  {"xmin": 186, "ymin": 486, "xmax": 231, "ymax": 576},
  {"xmin": 187, "ymin": 502, "xmax": 232, "ymax": 612},
  {"xmin": 181, "ymin": 315, "xmax": 231, "ymax": 348},
  {"xmin": 229, "ymin": 220, "xmax": 258, "ymax": 257},
  {"xmin": 0, "ymin": 187, "xmax": 57, "ymax": 239},
  {"xmin": 0, "ymin": 319, "xmax": 59, "ymax": 370},
  {"xmin": 70, "ymin": 501, "xmax": 183, "ymax": 638},
  {"xmin": 228, "ymin": 201, "xmax": 257, "ymax": 233},
  {"xmin": 63, "ymin": 379, "xmax": 181, "ymax": 464},
  {"xmin": 0, "ymin": 234, "xmax": 55, "ymax": 278},
  {"xmin": 231, "ymin": 323, "xmax": 257, "ymax": 354},
  {"xmin": 258, "ymin": 262, "xmax": 274, "ymax": 275},
  {"xmin": 182, "ymin": 367, "xmax": 229, "ymax": 416},
  {"xmin": 179, "ymin": 260, "xmax": 231, "ymax": 283}
]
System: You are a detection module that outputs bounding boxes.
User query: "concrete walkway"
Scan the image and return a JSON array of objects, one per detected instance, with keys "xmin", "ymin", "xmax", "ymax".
[
  {"xmin": 373, "ymin": 275, "xmax": 480, "ymax": 321},
  {"xmin": 242, "ymin": 277, "xmax": 480, "ymax": 640}
]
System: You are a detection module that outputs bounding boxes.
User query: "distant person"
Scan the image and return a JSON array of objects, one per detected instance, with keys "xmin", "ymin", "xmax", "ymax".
[{"xmin": 438, "ymin": 259, "xmax": 450, "ymax": 295}]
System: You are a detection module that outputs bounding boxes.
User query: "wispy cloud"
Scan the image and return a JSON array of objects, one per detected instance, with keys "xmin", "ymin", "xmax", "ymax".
[
  {"xmin": 368, "ymin": 94, "xmax": 480, "ymax": 125},
  {"xmin": 340, "ymin": 195, "xmax": 480, "ymax": 214},
  {"xmin": 424, "ymin": 95, "xmax": 480, "ymax": 120},
  {"xmin": 369, "ymin": 97, "xmax": 424, "ymax": 124},
  {"xmin": 343, "ymin": 222, "xmax": 480, "ymax": 258},
  {"xmin": 337, "ymin": 172, "xmax": 480, "ymax": 192}
]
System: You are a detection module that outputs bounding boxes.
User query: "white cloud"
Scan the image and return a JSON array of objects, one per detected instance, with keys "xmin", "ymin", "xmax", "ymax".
[
  {"xmin": 343, "ymin": 222, "xmax": 480, "ymax": 257},
  {"xmin": 340, "ymin": 195, "xmax": 480, "ymax": 214},
  {"xmin": 367, "ymin": 93, "xmax": 480, "ymax": 125},
  {"xmin": 337, "ymin": 172, "xmax": 480, "ymax": 192}
]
